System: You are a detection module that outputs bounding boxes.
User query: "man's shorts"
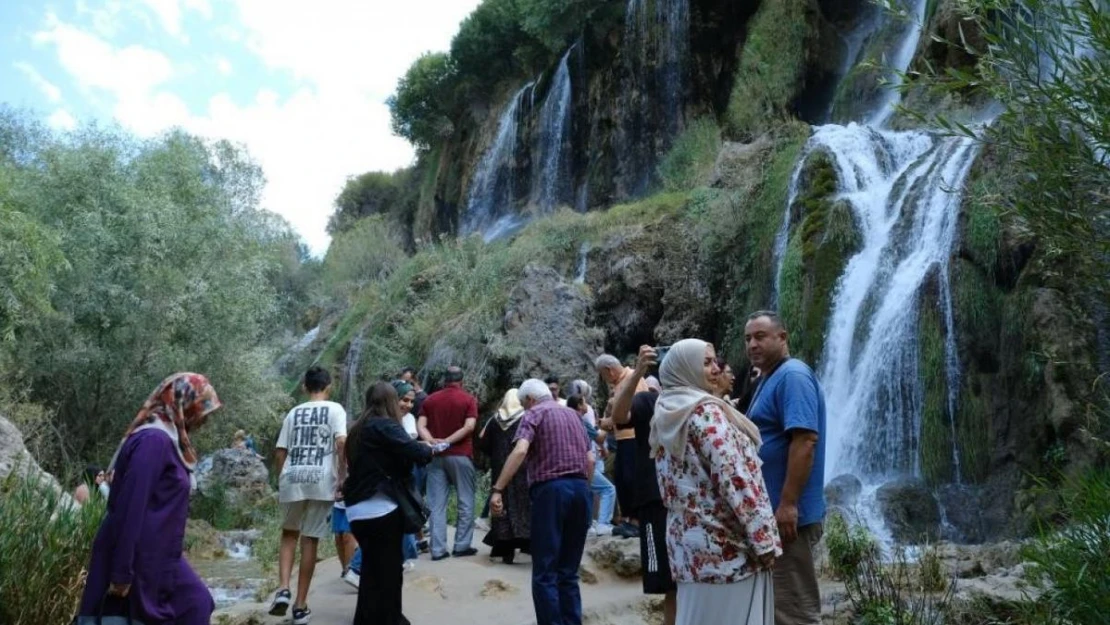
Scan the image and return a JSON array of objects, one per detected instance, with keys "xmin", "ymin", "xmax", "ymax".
[
  {"xmin": 331, "ymin": 504, "xmax": 351, "ymax": 534},
  {"xmin": 281, "ymin": 500, "xmax": 332, "ymax": 539},
  {"xmin": 637, "ymin": 501, "xmax": 677, "ymax": 595}
]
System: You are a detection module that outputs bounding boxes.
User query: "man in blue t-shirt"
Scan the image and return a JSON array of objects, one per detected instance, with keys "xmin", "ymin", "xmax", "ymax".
[{"xmin": 745, "ymin": 311, "xmax": 826, "ymax": 625}]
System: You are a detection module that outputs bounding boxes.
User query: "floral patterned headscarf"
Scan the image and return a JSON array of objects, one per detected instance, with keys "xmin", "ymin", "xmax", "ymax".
[{"xmin": 119, "ymin": 372, "xmax": 222, "ymax": 469}]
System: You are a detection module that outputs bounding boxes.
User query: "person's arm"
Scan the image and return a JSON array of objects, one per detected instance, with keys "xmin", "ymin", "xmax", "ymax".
[
  {"xmin": 335, "ymin": 435, "xmax": 348, "ymax": 488},
  {"xmin": 692, "ymin": 404, "xmax": 781, "ymax": 565},
  {"xmin": 107, "ymin": 435, "xmax": 172, "ymax": 593},
  {"xmin": 444, "ymin": 418, "xmax": 477, "ymax": 446},
  {"xmin": 417, "ymin": 415, "xmax": 435, "ymax": 443},
  {"xmin": 381, "ymin": 420, "xmax": 435, "ymax": 465},
  {"xmin": 584, "ymin": 449, "xmax": 596, "ymax": 485},
  {"xmin": 613, "ymin": 345, "xmax": 656, "ymax": 425},
  {"xmin": 775, "ymin": 372, "xmax": 821, "ymax": 544},
  {"xmin": 273, "ymin": 416, "xmax": 290, "ymax": 476}
]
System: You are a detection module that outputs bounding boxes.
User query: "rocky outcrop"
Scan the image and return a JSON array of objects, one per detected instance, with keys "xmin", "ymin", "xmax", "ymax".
[
  {"xmin": 875, "ymin": 478, "xmax": 941, "ymax": 543},
  {"xmin": 497, "ymin": 264, "xmax": 606, "ymax": 383},
  {"xmin": 587, "ymin": 536, "xmax": 643, "ymax": 578},
  {"xmin": 825, "ymin": 473, "xmax": 863, "ymax": 509},
  {"xmin": 195, "ymin": 448, "xmax": 272, "ymax": 508},
  {"xmin": 0, "ymin": 413, "xmax": 68, "ymax": 500}
]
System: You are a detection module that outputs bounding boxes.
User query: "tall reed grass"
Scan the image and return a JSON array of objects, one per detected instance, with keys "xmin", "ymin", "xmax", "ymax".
[{"xmin": 0, "ymin": 470, "xmax": 105, "ymax": 625}]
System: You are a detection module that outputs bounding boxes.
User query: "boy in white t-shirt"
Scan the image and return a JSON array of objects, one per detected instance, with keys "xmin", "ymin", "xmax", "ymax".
[{"xmin": 269, "ymin": 366, "xmax": 347, "ymax": 625}]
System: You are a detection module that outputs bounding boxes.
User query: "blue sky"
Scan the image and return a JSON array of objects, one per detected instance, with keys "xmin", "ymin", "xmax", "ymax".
[{"xmin": 1, "ymin": 0, "xmax": 482, "ymax": 254}]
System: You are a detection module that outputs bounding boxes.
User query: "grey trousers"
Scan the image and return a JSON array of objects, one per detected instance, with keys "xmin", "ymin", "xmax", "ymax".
[
  {"xmin": 426, "ymin": 455, "xmax": 476, "ymax": 557},
  {"xmin": 774, "ymin": 523, "xmax": 823, "ymax": 625}
]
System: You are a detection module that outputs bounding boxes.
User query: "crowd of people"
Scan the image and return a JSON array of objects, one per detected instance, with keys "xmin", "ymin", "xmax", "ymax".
[{"xmin": 71, "ymin": 309, "xmax": 826, "ymax": 625}]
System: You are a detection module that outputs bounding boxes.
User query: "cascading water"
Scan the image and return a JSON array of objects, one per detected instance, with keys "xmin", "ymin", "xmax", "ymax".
[
  {"xmin": 464, "ymin": 82, "xmax": 534, "ymax": 236},
  {"xmin": 574, "ymin": 242, "xmax": 591, "ymax": 284},
  {"xmin": 344, "ymin": 331, "xmax": 365, "ymax": 415},
  {"xmin": 763, "ymin": 0, "xmax": 984, "ymax": 529},
  {"xmin": 531, "ymin": 47, "xmax": 574, "ymax": 213},
  {"xmin": 656, "ymin": 0, "xmax": 690, "ymax": 135},
  {"xmin": 816, "ymin": 126, "xmax": 978, "ymax": 479}
]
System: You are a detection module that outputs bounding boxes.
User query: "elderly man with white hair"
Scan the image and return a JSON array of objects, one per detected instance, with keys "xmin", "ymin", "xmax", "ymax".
[{"xmin": 491, "ymin": 378, "xmax": 594, "ymax": 625}]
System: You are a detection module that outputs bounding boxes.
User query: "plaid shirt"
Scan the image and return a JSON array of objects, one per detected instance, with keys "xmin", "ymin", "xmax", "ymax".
[{"xmin": 514, "ymin": 399, "xmax": 591, "ymax": 485}]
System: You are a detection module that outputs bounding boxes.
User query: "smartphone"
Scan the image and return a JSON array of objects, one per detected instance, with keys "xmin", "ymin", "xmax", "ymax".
[{"xmin": 654, "ymin": 345, "xmax": 671, "ymax": 365}]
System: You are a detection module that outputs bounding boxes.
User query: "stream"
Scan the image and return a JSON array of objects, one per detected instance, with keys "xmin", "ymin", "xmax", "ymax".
[{"xmin": 191, "ymin": 530, "xmax": 268, "ymax": 609}]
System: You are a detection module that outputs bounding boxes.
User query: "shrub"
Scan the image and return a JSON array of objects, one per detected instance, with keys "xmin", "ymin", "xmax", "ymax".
[
  {"xmin": 825, "ymin": 511, "xmax": 880, "ymax": 580},
  {"xmin": 0, "ymin": 472, "xmax": 105, "ymax": 625},
  {"xmin": 1023, "ymin": 468, "xmax": 1110, "ymax": 625},
  {"xmin": 657, "ymin": 118, "xmax": 723, "ymax": 192}
]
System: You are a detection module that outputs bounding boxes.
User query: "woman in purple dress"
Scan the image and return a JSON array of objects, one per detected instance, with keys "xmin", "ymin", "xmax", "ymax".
[{"xmin": 77, "ymin": 373, "xmax": 222, "ymax": 625}]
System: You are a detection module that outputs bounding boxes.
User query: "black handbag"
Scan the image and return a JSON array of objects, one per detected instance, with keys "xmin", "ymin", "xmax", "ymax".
[
  {"xmin": 367, "ymin": 452, "xmax": 428, "ymax": 534},
  {"xmin": 73, "ymin": 593, "xmax": 145, "ymax": 625}
]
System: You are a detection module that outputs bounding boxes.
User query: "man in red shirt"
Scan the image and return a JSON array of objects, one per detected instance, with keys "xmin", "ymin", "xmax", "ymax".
[{"xmin": 417, "ymin": 366, "xmax": 479, "ymax": 560}]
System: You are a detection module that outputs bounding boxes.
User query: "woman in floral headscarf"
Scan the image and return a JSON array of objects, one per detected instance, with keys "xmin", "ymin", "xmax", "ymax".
[{"xmin": 77, "ymin": 373, "xmax": 222, "ymax": 625}]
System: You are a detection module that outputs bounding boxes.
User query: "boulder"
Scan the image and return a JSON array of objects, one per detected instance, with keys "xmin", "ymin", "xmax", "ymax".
[
  {"xmin": 0, "ymin": 413, "xmax": 70, "ymax": 504},
  {"xmin": 195, "ymin": 448, "xmax": 272, "ymax": 507},
  {"xmin": 587, "ymin": 536, "xmax": 642, "ymax": 578},
  {"xmin": 825, "ymin": 473, "xmax": 863, "ymax": 508},
  {"xmin": 875, "ymin": 478, "xmax": 941, "ymax": 544},
  {"xmin": 496, "ymin": 263, "xmax": 605, "ymax": 383}
]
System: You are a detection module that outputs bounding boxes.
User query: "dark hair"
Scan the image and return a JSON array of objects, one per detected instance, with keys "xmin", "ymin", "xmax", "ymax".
[
  {"xmin": 544, "ymin": 375, "xmax": 560, "ymax": 385},
  {"xmin": 746, "ymin": 310, "xmax": 787, "ymax": 332},
  {"xmin": 444, "ymin": 366, "xmax": 464, "ymax": 383},
  {"xmin": 83, "ymin": 464, "xmax": 102, "ymax": 486},
  {"xmin": 303, "ymin": 366, "xmax": 332, "ymax": 393},
  {"xmin": 345, "ymin": 382, "xmax": 402, "ymax": 462},
  {"xmin": 401, "ymin": 366, "xmax": 417, "ymax": 376},
  {"xmin": 566, "ymin": 395, "xmax": 585, "ymax": 411},
  {"xmin": 716, "ymin": 357, "xmax": 732, "ymax": 372}
]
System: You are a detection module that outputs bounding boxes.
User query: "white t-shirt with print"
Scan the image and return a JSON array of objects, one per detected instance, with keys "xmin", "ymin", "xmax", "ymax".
[
  {"xmin": 401, "ymin": 412, "xmax": 418, "ymax": 439},
  {"xmin": 276, "ymin": 400, "xmax": 347, "ymax": 503}
]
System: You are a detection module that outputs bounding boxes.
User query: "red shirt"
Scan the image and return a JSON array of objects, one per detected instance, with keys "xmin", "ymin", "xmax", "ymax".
[{"xmin": 419, "ymin": 383, "xmax": 478, "ymax": 458}]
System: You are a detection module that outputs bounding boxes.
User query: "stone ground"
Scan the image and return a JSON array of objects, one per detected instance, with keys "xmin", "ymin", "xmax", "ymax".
[{"xmin": 214, "ymin": 527, "xmax": 652, "ymax": 625}]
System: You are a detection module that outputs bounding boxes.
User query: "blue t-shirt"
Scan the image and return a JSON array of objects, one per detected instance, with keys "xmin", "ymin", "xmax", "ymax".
[{"xmin": 747, "ymin": 359, "xmax": 827, "ymax": 527}]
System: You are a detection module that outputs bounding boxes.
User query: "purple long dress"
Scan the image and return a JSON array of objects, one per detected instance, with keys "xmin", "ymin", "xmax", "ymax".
[{"xmin": 79, "ymin": 430, "xmax": 214, "ymax": 625}]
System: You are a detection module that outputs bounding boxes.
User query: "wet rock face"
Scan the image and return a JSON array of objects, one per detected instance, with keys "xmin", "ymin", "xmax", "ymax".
[
  {"xmin": 499, "ymin": 263, "xmax": 606, "ymax": 383},
  {"xmin": 875, "ymin": 477, "xmax": 941, "ymax": 543},
  {"xmin": 195, "ymin": 448, "xmax": 272, "ymax": 507},
  {"xmin": 825, "ymin": 473, "xmax": 863, "ymax": 508}
]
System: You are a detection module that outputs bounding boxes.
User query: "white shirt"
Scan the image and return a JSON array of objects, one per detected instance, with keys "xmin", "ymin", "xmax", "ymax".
[
  {"xmin": 401, "ymin": 412, "xmax": 418, "ymax": 439},
  {"xmin": 346, "ymin": 491, "xmax": 398, "ymax": 521},
  {"xmin": 276, "ymin": 400, "xmax": 348, "ymax": 503}
]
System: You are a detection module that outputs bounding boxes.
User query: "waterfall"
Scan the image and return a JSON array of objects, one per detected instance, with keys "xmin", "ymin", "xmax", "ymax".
[
  {"xmin": 531, "ymin": 47, "xmax": 574, "ymax": 213},
  {"xmin": 344, "ymin": 332, "xmax": 365, "ymax": 415},
  {"xmin": 574, "ymin": 242, "xmax": 590, "ymax": 284},
  {"xmin": 657, "ymin": 0, "xmax": 690, "ymax": 134},
  {"xmin": 817, "ymin": 125, "xmax": 978, "ymax": 480},
  {"xmin": 463, "ymin": 82, "xmax": 534, "ymax": 236},
  {"xmin": 770, "ymin": 161, "xmax": 808, "ymax": 307},
  {"xmin": 866, "ymin": 0, "xmax": 927, "ymax": 127}
]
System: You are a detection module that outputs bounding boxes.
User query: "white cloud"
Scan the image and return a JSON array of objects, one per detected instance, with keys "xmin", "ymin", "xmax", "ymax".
[
  {"xmin": 138, "ymin": 0, "xmax": 184, "ymax": 38},
  {"xmin": 184, "ymin": 0, "xmax": 213, "ymax": 19},
  {"xmin": 14, "ymin": 62, "xmax": 62, "ymax": 103},
  {"xmin": 216, "ymin": 57, "xmax": 233, "ymax": 76},
  {"xmin": 47, "ymin": 109, "xmax": 77, "ymax": 131},
  {"xmin": 35, "ymin": 1, "xmax": 482, "ymax": 254}
]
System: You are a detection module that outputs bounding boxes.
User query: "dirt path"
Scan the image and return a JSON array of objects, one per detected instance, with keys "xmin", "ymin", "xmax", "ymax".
[{"xmin": 214, "ymin": 528, "xmax": 655, "ymax": 625}]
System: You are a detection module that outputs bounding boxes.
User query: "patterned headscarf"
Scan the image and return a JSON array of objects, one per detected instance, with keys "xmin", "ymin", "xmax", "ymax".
[{"xmin": 119, "ymin": 373, "xmax": 222, "ymax": 469}]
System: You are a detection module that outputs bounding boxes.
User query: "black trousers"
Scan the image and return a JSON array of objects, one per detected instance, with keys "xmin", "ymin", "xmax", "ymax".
[
  {"xmin": 614, "ymin": 438, "xmax": 637, "ymax": 521},
  {"xmin": 350, "ymin": 510, "xmax": 410, "ymax": 625}
]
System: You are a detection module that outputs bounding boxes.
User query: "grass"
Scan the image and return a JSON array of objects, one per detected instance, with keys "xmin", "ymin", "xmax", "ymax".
[
  {"xmin": 725, "ymin": 0, "xmax": 811, "ymax": 139},
  {"xmin": 0, "ymin": 471, "xmax": 105, "ymax": 625},
  {"xmin": 658, "ymin": 117, "xmax": 723, "ymax": 192}
]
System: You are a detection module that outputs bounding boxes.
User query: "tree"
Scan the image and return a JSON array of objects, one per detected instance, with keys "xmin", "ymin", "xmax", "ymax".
[
  {"xmin": 387, "ymin": 53, "xmax": 458, "ymax": 152},
  {"xmin": 328, "ymin": 170, "xmax": 403, "ymax": 234},
  {"xmin": 905, "ymin": 0, "xmax": 1109, "ymax": 278}
]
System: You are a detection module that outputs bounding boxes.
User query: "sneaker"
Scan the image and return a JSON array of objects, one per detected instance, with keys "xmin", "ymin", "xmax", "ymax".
[
  {"xmin": 431, "ymin": 552, "xmax": 450, "ymax": 561},
  {"xmin": 474, "ymin": 517, "xmax": 491, "ymax": 531},
  {"xmin": 590, "ymin": 522, "xmax": 614, "ymax": 537},
  {"xmin": 417, "ymin": 539, "xmax": 430, "ymax": 553},
  {"xmin": 613, "ymin": 523, "xmax": 639, "ymax": 539},
  {"xmin": 268, "ymin": 588, "xmax": 292, "ymax": 616},
  {"xmin": 403, "ymin": 559, "xmax": 417, "ymax": 573},
  {"xmin": 452, "ymin": 547, "xmax": 479, "ymax": 557},
  {"xmin": 292, "ymin": 606, "xmax": 312, "ymax": 625},
  {"xmin": 342, "ymin": 568, "xmax": 360, "ymax": 589}
]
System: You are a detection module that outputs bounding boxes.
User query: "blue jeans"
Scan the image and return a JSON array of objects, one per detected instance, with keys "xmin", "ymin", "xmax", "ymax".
[
  {"xmin": 590, "ymin": 459, "xmax": 616, "ymax": 526},
  {"xmin": 530, "ymin": 477, "xmax": 591, "ymax": 625},
  {"xmin": 349, "ymin": 535, "xmax": 416, "ymax": 574}
]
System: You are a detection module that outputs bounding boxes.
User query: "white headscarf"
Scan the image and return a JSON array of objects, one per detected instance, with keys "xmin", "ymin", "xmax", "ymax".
[{"xmin": 649, "ymin": 338, "xmax": 763, "ymax": 458}]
